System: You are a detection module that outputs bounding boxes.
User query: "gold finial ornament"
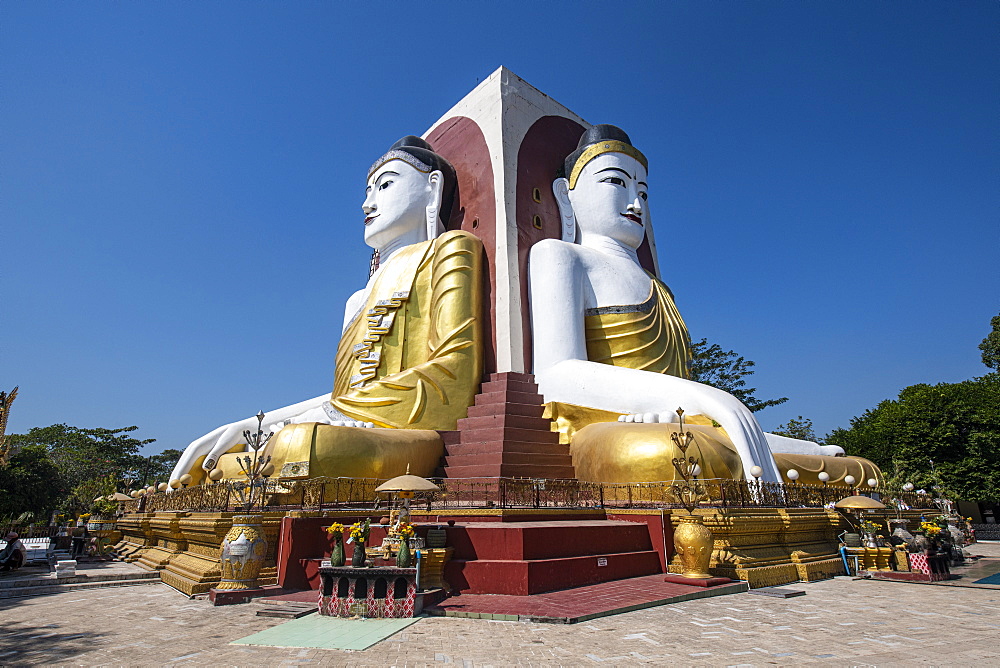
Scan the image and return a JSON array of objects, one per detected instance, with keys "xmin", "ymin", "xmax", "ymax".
[{"xmin": 668, "ymin": 407, "xmax": 715, "ymax": 579}]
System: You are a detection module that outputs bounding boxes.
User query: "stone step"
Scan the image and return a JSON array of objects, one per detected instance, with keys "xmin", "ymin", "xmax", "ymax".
[
  {"xmin": 450, "ymin": 521, "xmax": 655, "ymax": 561},
  {"xmin": 0, "ymin": 569, "xmax": 158, "ymax": 590},
  {"xmin": 443, "ymin": 452, "xmax": 573, "ymax": 468},
  {"xmin": 437, "ymin": 430, "xmax": 462, "ymax": 445},
  {"xmin": 0, "ymin": 576, "xmax": 162, "ymax": 599},
  {"xmin": 456, "ymin": 413, "xmax": 554, "ymax": 432},
  {"xmin": 256, "ymin": 605, "xmax": 317, "ymax": 618},
  {"xmin": 465, "ymin": 402, "xmax": 545, "ymax": 419},
  {"xmin": 472, "ymin": 390, "xmax": 544, "ymax": 407},
  {"xmin": 449, "ymin": 550, "xmax": 664, "ymax": 596},
  {"xmin": 441, "ymin": 463, "xmax": 577, "ymax": 479},
  {"xmin": 442, "ymin": 440, "xmax": 569, "ymax": 457},
  {"xmin": 458, "ymin": 426, "xmax": 561, "ymax": 445},
  {"xmin": 479, "ymin": 379, "xmax": 540, "ymax": 395},
  {"xmin": 488, "ymin": 371, "xmax": 535, "ymax": 384}
]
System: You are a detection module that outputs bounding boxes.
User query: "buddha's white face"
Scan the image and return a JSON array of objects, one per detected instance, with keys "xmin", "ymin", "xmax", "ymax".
[
  {"xmin": 568, "ymin": 152, "xmax": 648, "ymax": 250},
  {"xmin": 362, "ymin": 159, "xmax": 435, "ymax": 250}
]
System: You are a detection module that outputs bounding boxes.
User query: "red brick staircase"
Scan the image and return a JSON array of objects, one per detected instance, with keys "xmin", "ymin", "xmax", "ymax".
[
  {"xmin": 443, "ymin": 520, "xmax": 663, "ymax": 595},
  {"xmin": 438, "ymin": 372, "xmax": 574, "ymax": 479}
]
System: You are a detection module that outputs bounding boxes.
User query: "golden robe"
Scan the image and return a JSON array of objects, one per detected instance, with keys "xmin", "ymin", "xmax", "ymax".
[
  {"xmin": 331, "ymin": 229, "xmax": 484, "ymax": 430},
  {"xmin": 214, "ymin": 230, "xmax": 484, "ymax": 482},
  {"xmin": 552, "ymin": 276, "xmax": 743, "ymax": 482},
  {"xmin": 584, "ymin": 275, "xmax": 691, "ymax": 379}
]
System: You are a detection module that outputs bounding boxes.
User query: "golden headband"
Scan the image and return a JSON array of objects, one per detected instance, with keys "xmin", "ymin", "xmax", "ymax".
[{"xmin": 567, "ymin": 140, "xmax": 648, "ymax": 190}]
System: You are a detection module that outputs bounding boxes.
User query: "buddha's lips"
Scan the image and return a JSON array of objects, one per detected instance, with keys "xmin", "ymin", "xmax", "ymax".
[
  {"xmin": 364, "ymin": 215, "xmax": 378, "ymax": 226},
  {"xmin": 621, "ymin": 213, "xmax": 642, "ymax": 225}
]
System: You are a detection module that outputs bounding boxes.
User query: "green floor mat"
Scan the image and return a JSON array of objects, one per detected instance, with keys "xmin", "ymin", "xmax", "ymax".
[{"xmin": 232, "ymin": 614, "xmax": 422, "ymax": 651}]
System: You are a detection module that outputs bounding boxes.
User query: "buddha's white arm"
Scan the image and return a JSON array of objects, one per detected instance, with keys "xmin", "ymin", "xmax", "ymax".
[
  {"xmin": 764, "ymin": 432, "xmax": 845, "ymax": 457},
  {"xmin": 170, "ymin": 287, "xmax": 375, "ymax": 483},
  {"xmin": 528, "ymin": 240, "xmax": 781, "ymax": 482},
  {"xmin": 169, "ymin": 394, "xmax": 336, "ymax": 481}
]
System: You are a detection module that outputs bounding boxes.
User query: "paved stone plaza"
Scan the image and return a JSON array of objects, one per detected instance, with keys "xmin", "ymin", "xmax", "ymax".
[{"xmin": 1, "ymin": 544, "xmax": 999, "ymax": 666}]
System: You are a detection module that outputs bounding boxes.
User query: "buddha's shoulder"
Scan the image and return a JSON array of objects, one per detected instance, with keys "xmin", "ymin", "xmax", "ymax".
[
  {"xmin": 435, "ymin": 229, "xmax": 484, "ymax": 251},
  {"xmin": 529, "ymin": 238, "xmax": 582, "ymax": 264}
]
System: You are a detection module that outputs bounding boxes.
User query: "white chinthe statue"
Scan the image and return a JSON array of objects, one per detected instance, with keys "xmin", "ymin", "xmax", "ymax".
[
  {"xmin": 169, "ymin": 136, "xmax": 482, "ymax": 484},
  {"xmin": 529, "ymin": 125, "xmax": 840, "ymax": 483}
]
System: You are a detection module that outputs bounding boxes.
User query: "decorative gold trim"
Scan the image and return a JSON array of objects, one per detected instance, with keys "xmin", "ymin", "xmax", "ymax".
[
  {"xmin": 367, "ymin": 152, "xmax": 433, "ymax": 180},
  {"xmin": 568, "ymin": 140, "xmax": 648, "ymax": 190}
]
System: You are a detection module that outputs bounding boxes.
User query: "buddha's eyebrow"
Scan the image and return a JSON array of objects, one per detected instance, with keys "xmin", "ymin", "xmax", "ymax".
[
  {"xmin": 595, "ymin": 167, "xmax": 634, "ymax": 180},
  {"xmin": 638, "ymin": 180, "xmax": 647, "ymax": 187}
]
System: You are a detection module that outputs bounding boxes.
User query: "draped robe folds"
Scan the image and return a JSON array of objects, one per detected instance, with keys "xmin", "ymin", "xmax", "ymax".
[
  {"xmin": 548, "ymin": 274, "xmax": 745, "ymax": 482},
  {"xmin": 330, "ymin": 229, "xmax": 484, "ymax": 430},
  {"xmin": 583, "ymin": 275, "xmax": 691, "ymax": 379}
]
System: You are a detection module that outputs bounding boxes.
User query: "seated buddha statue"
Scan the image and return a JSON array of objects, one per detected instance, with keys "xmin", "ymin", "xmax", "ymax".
[
  {"xmin": 529, "ymin": 125, "xmax": 840, "ymax": 484},
  {"xmin": 169, "ymin": 136, "xmax": 484, "ymax": 485}
]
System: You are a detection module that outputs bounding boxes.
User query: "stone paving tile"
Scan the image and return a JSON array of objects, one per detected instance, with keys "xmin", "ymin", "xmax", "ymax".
[{"xmin": 0, "ymin": 543, "xmax": 997, "ymax": 666}]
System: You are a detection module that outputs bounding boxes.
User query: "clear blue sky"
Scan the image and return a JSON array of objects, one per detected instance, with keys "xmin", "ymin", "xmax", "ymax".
[{"xmin": 3, "ymin": 2, "xmax": 998, "ymax": 456}]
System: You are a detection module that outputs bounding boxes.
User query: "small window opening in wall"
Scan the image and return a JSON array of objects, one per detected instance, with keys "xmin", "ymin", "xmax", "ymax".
[
  {"xmin": 532, "ymin": 215, "xmax": 543, "ymax": 230},
  {"xmin": 532, "ymin": 187, "xmax": 542, "ymax": 203},
  {"xmin": 471, "ymin": 218, "xmax": 479, "ymax": 229}
]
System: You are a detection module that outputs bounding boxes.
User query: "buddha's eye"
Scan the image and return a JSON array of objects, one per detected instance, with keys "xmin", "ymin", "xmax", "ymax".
[
  {"xmin": 600, "ymin": 176, "xmax": 626, "ymax": 187},
  {"xmin": 639, "ymin": 192, "xmax": 648, "ymax": 201},
  {"xmin": 378, "ymin": 180, "xmax": 393, "ymax": 190}
]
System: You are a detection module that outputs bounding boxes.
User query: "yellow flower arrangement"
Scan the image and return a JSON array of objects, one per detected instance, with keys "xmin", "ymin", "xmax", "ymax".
[
  {"xmin": 397, "ymin": 521, "xmax": 415, "ymax": 539},
  {"xmin": 324, "ymin": 522, "xmax": 345, "ymax": 535},
  {"xmin": 920, "ymin": 521, "xmax": 942, "ymax": 536},
  {"xmin": 859, "ymin": 519, "xmax": 881, "ymax": 534},
  {"xmin": 349, "ymin": 519, "xmax": 370, "ymax": 543}
]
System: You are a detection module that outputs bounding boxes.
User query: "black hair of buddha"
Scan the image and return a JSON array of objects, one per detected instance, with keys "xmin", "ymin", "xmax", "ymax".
[
  {"xmin": 562, "ymin": 124, "xmax": 637, "ymax": 180},
  {"xmin": 387, "ymin": 135, "xmax": 458, "ymax": 230}
]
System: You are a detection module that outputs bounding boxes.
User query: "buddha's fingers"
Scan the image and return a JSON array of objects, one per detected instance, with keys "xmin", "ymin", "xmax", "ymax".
[
  {"xmin": 171, "ymin": 425, "xmax": 228, "ymax": 483},
  {"xmin": 203, "ymin": 419, "xmax": 256, "ymax": 470}
]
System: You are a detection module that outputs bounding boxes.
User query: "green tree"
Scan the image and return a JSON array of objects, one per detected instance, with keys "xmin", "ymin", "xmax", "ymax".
[
  {"xmin": 7, "ymin": 424, "xmax": 155, "ymax": 492},
  {"xmin": 827, "ymin": 374, "xmax": 1000, "ymax": 502},
  {"xmin": 0, "ymin": 444, "xmax": 63, "ymax": 519},
  {"xmin": 772, "ymin": 415, "xmax": 820, "ymax": 442},
  {"xmin": 688, "ymin": 338, "xmax": 789, "ymax": 412},
  {"xmin": 980, "ymin": 312, "xmax": 1000, "ymax": 371},
  {"xmin": 146, "ymin": 448, "xmax": 185, "ymax": 484}
]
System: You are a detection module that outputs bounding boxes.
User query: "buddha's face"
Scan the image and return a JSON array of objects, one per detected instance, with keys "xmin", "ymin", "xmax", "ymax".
[
  {"xmin": 362, "ymin": 159, "xmax": 436, "ymax": 249},
  {"xmin": 568, "ymin": 152, "xmax": 648, "ymax": 249}
]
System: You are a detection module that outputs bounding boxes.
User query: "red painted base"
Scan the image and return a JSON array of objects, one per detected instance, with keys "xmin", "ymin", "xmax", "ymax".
[
  {"xmin": 209, "ymin": 586, "xmax": 269, "ymax": 606},
  {"xmin": 663, "ymin": 574, "xmax": 733, "ymax": 588}
]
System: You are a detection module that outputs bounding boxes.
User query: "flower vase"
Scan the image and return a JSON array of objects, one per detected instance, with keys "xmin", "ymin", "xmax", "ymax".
[
  {"xmin": 672, "ymin": 514, "xmax": 714, "ymax": 579},
  {"xmin": 864, "ymin": 534, "xmax": 879, "ymax": 549},
  {"xmin": 218, "ymin": 515, "xmax": 267, "ymax": 591},
  {"xmin": 397, "ymin": 538, "xmax": 412, "ymax": 568},
  {"xmin": 352, "ymin": 541, "xmax": 367, "ymax": 568},
  {"xmin": 330, "ymin": 537, "xmax": 345, "ymax": 567}
]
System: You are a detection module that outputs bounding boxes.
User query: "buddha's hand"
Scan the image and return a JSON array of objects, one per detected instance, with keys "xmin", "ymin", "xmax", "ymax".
[
  {"xmin": 618, "ymin": 385, "xmax": 775, "ymax": 481},
  {"xmin": 168, "ymin": 414, "xmax": 283, "ymax": 482}
]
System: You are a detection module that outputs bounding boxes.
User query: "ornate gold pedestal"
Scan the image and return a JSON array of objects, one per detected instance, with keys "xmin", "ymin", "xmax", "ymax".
[
  {"xmin": 666, "ymin": 508, "xmax": 847, "ymax": 587},
  {"xmin": 217, "ymin": 515, "xmax": 267, "ymax": 591},
  {"xmin": 114, "ymin": 512, "xmax": 282, "ymax": 595},
  {"xmin": 672, "ymin": 515, "xmax": 714, "ymax": 579}
]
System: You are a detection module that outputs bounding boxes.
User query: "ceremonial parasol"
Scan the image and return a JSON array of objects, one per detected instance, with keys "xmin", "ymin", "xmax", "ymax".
[{"xmin": 834, "ymin": 495, "xmax": 886, "ymax": 510}]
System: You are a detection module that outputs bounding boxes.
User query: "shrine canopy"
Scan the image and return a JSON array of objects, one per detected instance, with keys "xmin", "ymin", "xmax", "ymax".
[
  {"xmin": 834, "ymin": 495, "xmax": 886, "ymax": 510},
  {"xmin": 375, "ymin": 475, "xmax": 440, "ymax": 494}
]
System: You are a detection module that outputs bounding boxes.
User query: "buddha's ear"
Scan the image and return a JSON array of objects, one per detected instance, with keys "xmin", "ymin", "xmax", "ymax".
[
  {"xmin": 425, "ymin": 170, "xmax": 445, "ymax": 240},
  {"xmin": 552, "ymin": 178, "xmax": 576, "ymax": 243}
]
